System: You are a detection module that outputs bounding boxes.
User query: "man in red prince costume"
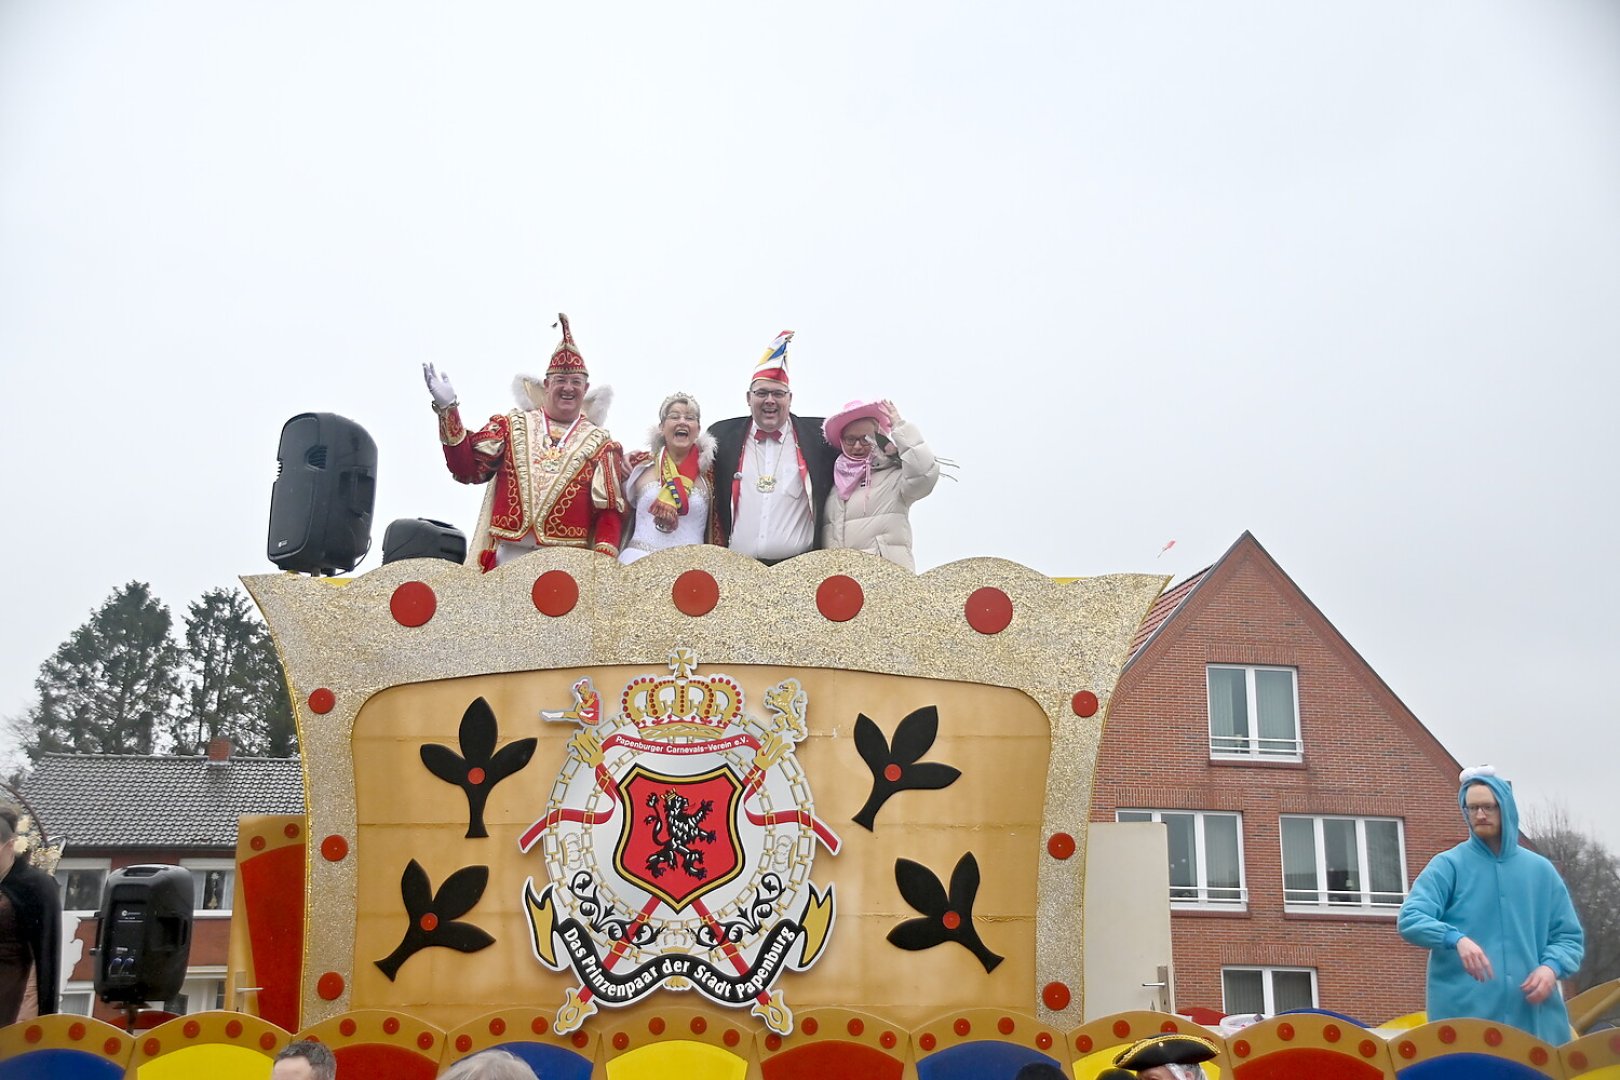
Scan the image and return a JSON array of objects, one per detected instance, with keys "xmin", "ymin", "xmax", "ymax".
[{"xmin": 423, "ymin": 314, "xmax": 628, "ymax": 569}]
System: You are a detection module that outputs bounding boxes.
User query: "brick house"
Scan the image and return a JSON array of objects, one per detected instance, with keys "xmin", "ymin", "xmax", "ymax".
[
  {"xmin": 18, "ymin": 739, "xmax": 303, "ymax": 1022},
  {"xmin": 1091, "ymin": 531, "xmax": 1465, "ymax": 1025}
]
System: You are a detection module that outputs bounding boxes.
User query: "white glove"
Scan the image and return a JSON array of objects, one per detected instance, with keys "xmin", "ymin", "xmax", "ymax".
[{"xmin": 423, "ymin": 363, "xmax": 458, "ymax": 410}]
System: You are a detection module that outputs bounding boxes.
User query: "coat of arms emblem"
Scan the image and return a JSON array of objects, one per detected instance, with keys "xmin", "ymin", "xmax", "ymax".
[{"xmin": 520, "ymin": 648, "xmax": 840, "ymax": 1035}]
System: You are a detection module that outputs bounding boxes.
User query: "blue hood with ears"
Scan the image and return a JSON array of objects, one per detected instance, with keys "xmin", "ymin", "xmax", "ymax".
[{"xmin": 1460, "ymin": 773, "xmax": 1520, "ymax": 860}]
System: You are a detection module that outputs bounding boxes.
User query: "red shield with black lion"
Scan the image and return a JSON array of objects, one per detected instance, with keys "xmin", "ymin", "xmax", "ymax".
[{"xmin": 614, "ymin": 764, "xmax": 745, "ymax": 911}]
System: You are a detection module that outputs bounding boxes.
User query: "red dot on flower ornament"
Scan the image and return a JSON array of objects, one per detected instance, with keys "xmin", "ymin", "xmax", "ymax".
[
  {"xmin": 489, "ymin": 1018, "xmax": 506, "ymax": 1036},
  {"xmin": 1047, "ymin": 833, "xmax": 1076, "ymax": 860},
  {"xmin": 1530, "ymin": 1047, "xmax": 1549, "ymax": 1066},
  {"xmin": 1358, "ymin": 1039, "xmax": 1377, "ymax": 1058},
  {"xmin": 183, "ymin": 1021, "xmax": 200, "ymax": 1039},
  {"xmin": 382, "ymin": 1017, "xmax": 400, "ymax": 1035},
  {"xmin": 143, "ymin": 1038, "xmax": 161, "ymax": 1057},
  {"xmin": 259, "ymin": 1033, "xmax": 276, "ymax": 1052},
  {"xmin": 954, "ymin": 1019, "xmax": 971, "ymax": 1037},
  {"xmin": 571, "ymin": 1032, "xmax": 588, "ymax": 1048},
  {"xmin": 848, "ymin": 1019, "xmax": 865, "ymax": 1037},
  {"xmin": 530, "ymin": 1017, "xmax": 548, "ymax": 1036},
  {"xmin": 456, "ymin": 1036, "xmax": 472, "ymax": 1053},
  {"xmin": 648, "ymin": 1017, "xmax": 665, "ymax": 1035},
  {"xmin": 1484, "ymin": 1027, "xmax": 1502, "ymax": 1046},
  {"xmin": 1233, "ymin": 1040, "xmax": 1251, "ymax": 1058},
  {"xmin": 964, "ymin": 587, "xmax": 1013, "ymax": 634},
  {"xmin": 1397, "ymin": 1041, "xmax": 1416, "ymax": 1059},
  {"xmin": 802, "ymin": 1018, "xmax": 819, "ymax": 1036},
  {"xmin": 69, "ymin": 1022, "xmax": 86, "ymax": 1041},
  {"xmin": 723, "ymin": 1029, "xmax": 739, "ymax": 1047},
  {"xmin": 1571, "ymin": 1051, "xmax": 1589, "ymax": 1070},
  {"xmin": 919, "ymin": 1033, "xmax": 937, "ymax": 1051},
  {"xmin": 467, "ymin": 767, "xmax": 486, "ymax": 785},
  {"xmin": 1278, "ymin": 1023, "xmax": 1294, "ymax": 1041},
  {"xmin": 308, "ymin": 688, "xmax": 335, "ymax": 714},
  {"xmin": 284, "ymin": 823, "xmax": 300, "ymax": 839},
  {"xmin": 1076, "ymin": 1035, "xmax": 1094, "ymax": 1052},
  {"xmin": 105, "ymin": 1038, "xmax": 123, "ymax": 1057},
  {"xmin": 390, "ymin": 581, "xmax": 437, "ymax": 627},
  {"xmin": 1438, "ymin": 1025, "xmax": 1455, "ymax": 1044},
  {"xmin": 765, "ymin": 1034, "xmax": 783, "ymax": 1052},
  {"xmin": 1161, "ymin": 1020, "xmax": 1180, "ymax": 1033},
  {"xmin": 1044, "ymin": 982, "xmax": 1072, "ymax": 1012},
  {"xmin": 316, "ymin": 972, "xmax": 344, "ymax": 1000},
  {"xmin": 881, "ymin": 1031, "xmax": 898, "ymax": 1049},
  {"xmin": 1323, "ymin": 1024, "xmax": 1340, "ymax": 1042},
  {"xmin": 24, "ymin": 1026, "xmax": 42, "ymax": 1044},
  {"xmin": 1071, "ymin": 690, "xmax": 1099, "ymax": 718},
  {"xmin": 1112, "ymin": 1020, "xmax": 1131, "ymax": 1039},
  {"xmin": 942, "ymin": 911, "xmax": 961, "ymax": 930},
  {"xmin": 339, "ymin": 1020, "xmax": 357, "ymax": 1037},
  {"xmin": 689, "ymin": 1017, "xmax": 707, "ymax": 1035},
  {"xmin": 997, "ymin": 1017, "xmax": 1015, "ymax": 1036},
  {"xmin": 417, "ymin": 1033, "xmax": 435, "ymax": 1051},
  {"xmin": 419, "ymin": 914, "xmax": 439, "ymax": 932},
  {"xmin": 613, "ymin": 1033, "xmax": 629, "ymax": 1051},
  {"xmin": 816, "ymin": 575, "xmax": 864, "ymax": 621},
  {"xmin": 250, "ymin": 835, "xmax": 266, "ymax": 851},
  {"xmin": 225, "ymin": 1020, "xmax": 242, "ymax": 1039},
  {"xmin": 884, "ymin": 764, "xmax": 903, "ymax": 782},
  {"xmin": 1037, "ymin": 1032, "xmax": 1054, "ymax": 1050},
  {"xmin": 672, "ymin": 570, "xmax": 719, "ymax": 616},
  {"xmin": 322, "ymin": 835, "xmax": 348, "ymax": 861},
  {"xmin": 532, "ymin": 571, "xmax": 578, "ymax": 617}
]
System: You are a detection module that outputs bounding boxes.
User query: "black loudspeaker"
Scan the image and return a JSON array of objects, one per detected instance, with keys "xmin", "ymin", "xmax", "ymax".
[
  {"xmin": 93, "ymin": 865, "xmax": 194, "ymax": 1008},
  {"xmin": 267, "ymin": 412, "xmax": 378, "ymax": 575},
  {"xmin": 382, "ymin": 517, "xmax": 467, "ymax": 565}
]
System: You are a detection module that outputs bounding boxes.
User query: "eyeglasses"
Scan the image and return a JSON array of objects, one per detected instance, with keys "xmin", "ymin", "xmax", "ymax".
[
  {"xmin": 1466, "ymin": 803, "xmax": 1499, "ymax": 817},
  {"xmin": 750, "ymin": 389, "xmax": 789, "ymax": 400}
]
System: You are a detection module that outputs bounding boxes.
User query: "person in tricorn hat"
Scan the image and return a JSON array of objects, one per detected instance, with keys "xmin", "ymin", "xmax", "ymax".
[
  {"xmin": 708, "ymin": 330, "xmax": 838, "ymax": 564},
  {"xmin": 423, "ymin": 314, "xmax": 628, "ymax": 570},
  {"xmin": 1098, "ymin": 1032, "xmax": 1220, "ymax": 1079}
]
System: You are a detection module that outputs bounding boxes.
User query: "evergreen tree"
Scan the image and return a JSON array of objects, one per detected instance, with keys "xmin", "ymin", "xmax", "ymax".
[
  {"xmin": 25, "ymin": 582, "xmax": 180, "ymax": 757},
  {"xmin": 173, "ymin": 587, "xmax": 297, "ymax": 756}
]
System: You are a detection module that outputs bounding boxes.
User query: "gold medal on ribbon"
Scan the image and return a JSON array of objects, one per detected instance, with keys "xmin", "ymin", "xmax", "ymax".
[{"xmin": 757, "ymin": 475, "xmax": 776, "ymax": 492}]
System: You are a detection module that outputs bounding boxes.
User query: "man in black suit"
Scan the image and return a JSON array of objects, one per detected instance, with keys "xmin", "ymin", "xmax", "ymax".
[{"xmin": 708, "ymin": 331, "xmax": 837, "ymax": 563}]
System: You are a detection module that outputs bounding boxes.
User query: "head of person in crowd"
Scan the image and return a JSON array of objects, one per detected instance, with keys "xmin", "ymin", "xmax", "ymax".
[
  {"xmin": 825, "ymin": 399, "xmax": 892, "ymax": 465},
  {"xmin": 653, "ymin": 392, "xmax": 706, "ymax": 463},
  {"xmin": 271, "ymin": 1040, "xmax": 338, "ymax": 1080},
  {"xmin": 1013, "ymin": 1063, "xmax": 1069, "ymax": 1080},
  {"xmin": 439, "ymin": 1048, "xmax": 540, "ymax": 1080},
  {"xmin": 513, "ymin": 313, "xmax": 592, "ymax": 424},
  {"xmin": 1110, "ymin": 1032, "xmax": 1220, "ymax": 1079},
  {"xmin": 1460, "ymin": 764, "xmax": 1516, "ymax": 857},
  {"xmin": 748, "ymin": 330, "xmax": 794, "ymax": 434},
  {"xmin": 0, "ymin": 807, "xmax": 17, "ymax": 879}
]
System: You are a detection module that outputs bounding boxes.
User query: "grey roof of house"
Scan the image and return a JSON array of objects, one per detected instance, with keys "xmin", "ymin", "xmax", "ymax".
[{"xmin": 19, "ymin": 752, "xmax": 305, "ymax": 852}]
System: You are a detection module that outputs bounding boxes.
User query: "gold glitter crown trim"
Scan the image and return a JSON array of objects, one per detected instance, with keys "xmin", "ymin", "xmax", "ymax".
[{"xmin": 617, "ymin": 648, "xmax": 743, "ymax": 739}]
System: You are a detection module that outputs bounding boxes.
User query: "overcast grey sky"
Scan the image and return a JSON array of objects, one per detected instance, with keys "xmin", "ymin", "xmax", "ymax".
[{"xmin": 2, "ymin": 2, "xmax": 1617, "ymax": 849}]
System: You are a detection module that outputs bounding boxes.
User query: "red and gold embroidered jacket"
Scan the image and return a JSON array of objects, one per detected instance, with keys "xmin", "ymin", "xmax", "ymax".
[{"xmin": 439, "ymin": 407, "xmax": 627, "ymax": 566}]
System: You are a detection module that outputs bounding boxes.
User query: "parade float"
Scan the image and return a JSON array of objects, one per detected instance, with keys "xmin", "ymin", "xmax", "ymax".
[{"xmin": 5, "ymin": 545, "xmax": 1619, "ymax": 1078}]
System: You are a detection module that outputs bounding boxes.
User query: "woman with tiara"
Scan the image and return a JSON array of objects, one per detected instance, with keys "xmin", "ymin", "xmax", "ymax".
[{"xmin": 619, "ymin": 392, "xmax": 717, "ymax": 563}]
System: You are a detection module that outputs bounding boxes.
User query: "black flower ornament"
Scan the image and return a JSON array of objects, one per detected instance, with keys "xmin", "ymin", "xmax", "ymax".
[
  {"xmin": 852, "ymin": 705, "xmax": 961, "ymax": 830},
  {"xmin": 375, "ymin": 859, "xmax": 495, "ymax": 981},
  {"xmin": 421, "ymin": 696, "xmax": 537, "ymax": 838},
  {"xmin": 887, "ymin": 853, "xmax": 1003, "ymax": 973}
]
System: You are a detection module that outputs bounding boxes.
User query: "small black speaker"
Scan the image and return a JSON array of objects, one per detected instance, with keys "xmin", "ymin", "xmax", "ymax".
[
  {"xmin": 268, "ymin": 412, "xmax": 378, "ymax": 575},
  {"xmin": 93, "ymin": 865, "xmax": 194, "ymax": 1007},
  {"xmin": 382, "ymin": 517, "xmax": 467, "ymax": 565}
]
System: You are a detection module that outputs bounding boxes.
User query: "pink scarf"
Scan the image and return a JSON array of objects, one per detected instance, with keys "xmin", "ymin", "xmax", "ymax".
[{"xmin": 834, "ymin": 453, "xmax": 872, "ymax": 500}]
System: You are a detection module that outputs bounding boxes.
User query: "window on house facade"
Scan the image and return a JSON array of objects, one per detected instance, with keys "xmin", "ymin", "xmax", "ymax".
[
  {"xmin": 1280, "ymin": 815, "xmax": 1406, "ymax": 911},
  {"xmin": 59, "ymin": 985, "xmax": 95, "ymax": 1016},
  {"xmin": 54, "ymin": 858, "xmax": 111, "ymax": 913},
  {"xmin": 180, "ymin": 858, "xmax": 235, "ymax": 915},
  {"xmin": 1222, "ymin": 966, "xmax": 1317, "ymax": 1014},
  {"xmin": 1207, "ymin": 664, "xmax": 1301, "ymax": 760},
  {"xmin": 1116, "ymin": 810, "xmax": 1246, "ymax": 908}
]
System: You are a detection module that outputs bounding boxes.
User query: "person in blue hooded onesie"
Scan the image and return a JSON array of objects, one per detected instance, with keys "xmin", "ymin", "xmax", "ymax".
[{"xmin": 1397, "ymin": 766, "xmax": 1585, "ymax": 1043}]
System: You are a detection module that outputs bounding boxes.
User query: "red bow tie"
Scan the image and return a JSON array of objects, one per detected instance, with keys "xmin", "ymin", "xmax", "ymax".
[{"xmin": 754, "ymin": 429, "xmax": 783, "ymax": 443}]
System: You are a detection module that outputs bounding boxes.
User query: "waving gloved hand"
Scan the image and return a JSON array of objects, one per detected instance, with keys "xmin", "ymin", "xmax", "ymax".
[{"xmin": 423, "ymin": 363, "xmax": 458, "ymax": 410}]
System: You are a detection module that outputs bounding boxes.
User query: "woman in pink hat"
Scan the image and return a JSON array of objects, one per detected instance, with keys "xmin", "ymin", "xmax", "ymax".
[
  {"xmin": 821, "ymin": 399, "xmax": 939, "ymax": 570},
  {"xmin": 619, "ymin": 392, "xmax": 717, "ymax": 563}
]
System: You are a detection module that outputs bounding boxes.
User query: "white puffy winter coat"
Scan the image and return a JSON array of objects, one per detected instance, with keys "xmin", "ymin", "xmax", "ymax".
[{"xmin": 822, "ymin": 419, "xmax": 939, "ymax": 570}]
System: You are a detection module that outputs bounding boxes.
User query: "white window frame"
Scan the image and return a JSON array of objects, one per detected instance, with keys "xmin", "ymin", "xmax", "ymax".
[
  {"xmin": 54, "ymin": 857, "xmax": 112, "ymax": 914},
  {"xmin": 1222, "ymin": 965, "xmax": 1319, "ymax": 1014},
  {"xmin": 1115, "ymin": 809, "xmax": 1247, "ymax": 910},
  {"xmin": 180, "ymin": 857, "xmax": 236, "ymax": 917},
  {"xmin": 1206, "ymin": 664, "xmax": 1302, "ymax": 761},
  {"xmin": 59, "ymin": 981, "xmax": 96, "ymax": 1017},
  {"xmin": 1280, "ymin": 814, "xmax": 1408, "ymax": 913},
  {"xmin": 171, "ymin": 967, "xmax": 228, "ymax": 1014}
]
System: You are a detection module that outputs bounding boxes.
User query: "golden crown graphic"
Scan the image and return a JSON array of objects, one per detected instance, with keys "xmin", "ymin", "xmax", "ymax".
[{"xmin": 617, "ymin": 648, "xmax": 744, "ymax": 739}]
